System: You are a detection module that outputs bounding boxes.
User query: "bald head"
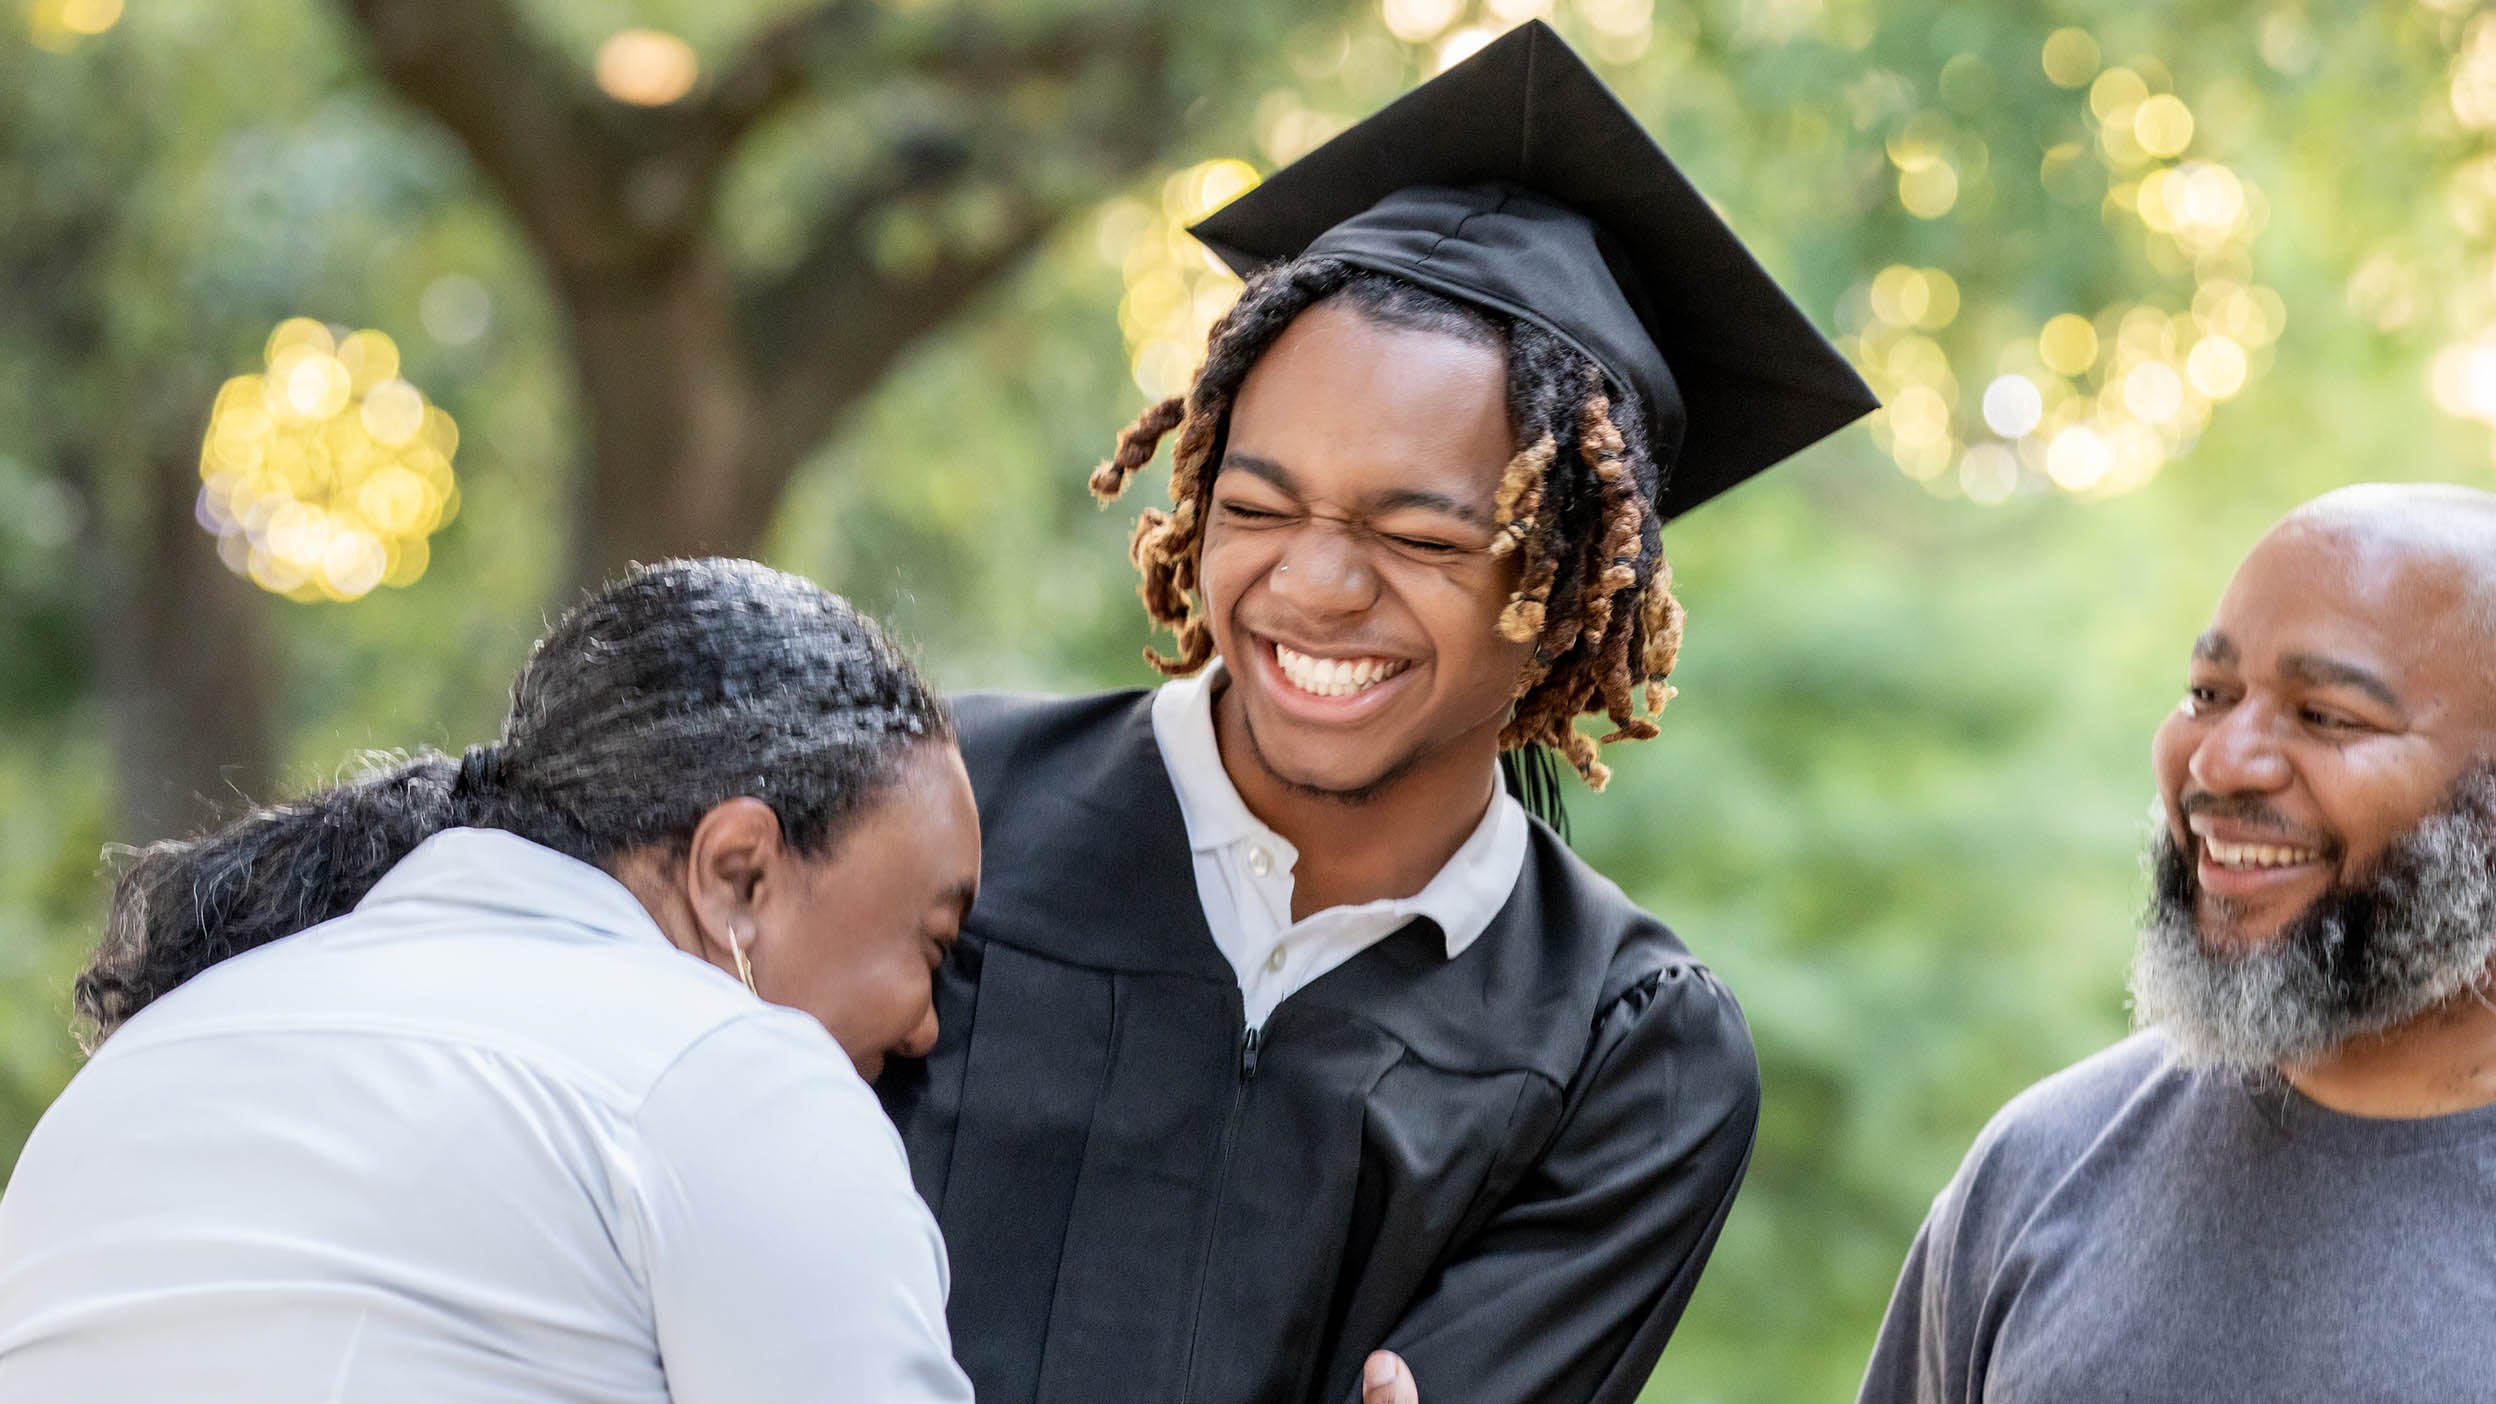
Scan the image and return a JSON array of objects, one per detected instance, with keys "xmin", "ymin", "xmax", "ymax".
[{"xmin": 2268, "ymin": 483, "xmax": 2496, "ymax": 656}]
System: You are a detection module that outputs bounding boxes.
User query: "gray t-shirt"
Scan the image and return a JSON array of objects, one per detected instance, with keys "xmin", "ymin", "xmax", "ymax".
[{"xmin": 1857, "ymin": 1031, "xmax": 2496, "ymax": 1404}]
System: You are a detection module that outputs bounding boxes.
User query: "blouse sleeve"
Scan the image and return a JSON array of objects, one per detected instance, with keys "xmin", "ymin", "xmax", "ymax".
[
  {"xmin": 1364, "ymin": 962, "xmax": 1761, "ymax": 1404},
  {"xmin": 632, "ymin": 1012, "xmax": 973, "ymax": 1404}
]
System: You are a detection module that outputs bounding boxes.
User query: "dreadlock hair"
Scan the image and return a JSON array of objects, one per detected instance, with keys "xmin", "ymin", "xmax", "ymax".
[
  {"xmin": 74, "ymin": 559, "xmax": 951, "ymax": 1049},
  {"xmin": 1090, "ymin": 257, "xmax": 1686, "ymax": 797}
]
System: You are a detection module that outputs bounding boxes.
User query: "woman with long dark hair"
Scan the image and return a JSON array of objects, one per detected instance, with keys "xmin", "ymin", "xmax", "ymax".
[{"xmin": 0, "ymin": 558, "xmax": 979, "ymax": 1402}]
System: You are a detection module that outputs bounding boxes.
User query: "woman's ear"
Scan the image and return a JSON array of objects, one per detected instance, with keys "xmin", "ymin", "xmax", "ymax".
[{"xmin": 682, "ymin": 797, "xmax": 784, "ymax": 967}]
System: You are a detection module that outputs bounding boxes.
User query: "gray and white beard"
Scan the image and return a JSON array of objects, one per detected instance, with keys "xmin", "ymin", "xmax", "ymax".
[{"xmin": 2128, "ymin": 766, "xmax": 2496, "ymax": 1070}]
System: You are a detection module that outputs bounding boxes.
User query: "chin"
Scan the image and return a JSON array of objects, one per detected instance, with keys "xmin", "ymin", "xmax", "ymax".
[
  {"xmin": 1262, "ymin": 751, "xmax": 1405, "ymax": 806},
  {"xmin": 1241, "ymin": 715, "xmax": 1410, "ymax": 805},
  {"xmin": 2193, "ymin": 901, "xmax": 2293, "ymax": 953}
]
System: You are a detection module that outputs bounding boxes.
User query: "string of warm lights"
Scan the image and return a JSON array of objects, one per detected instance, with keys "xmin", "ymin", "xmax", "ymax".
[
  {"xmin": 1849, "ymin": 27, "xmax": 2280, "ymax": 504},
  {"xmin": 1102, "ymin": 161, "xmax": 1262, "ymax": 399},
  {"xmin": 1110, "ymin": 7, "xmax": 2280, "ymax": 509},
  {"xmin": 196, "ymin": 319, "xmax": 460, "ymax": 603}
]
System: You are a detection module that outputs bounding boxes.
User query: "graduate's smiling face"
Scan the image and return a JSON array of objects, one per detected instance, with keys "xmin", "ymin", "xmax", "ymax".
[
  {"xmin": 1200, "ymin": 300, "xmax": 1534, "ymax": 800},
  {"xmin": 2149, "ymin": 515, "xmax": 2494, "ymax": 949}
]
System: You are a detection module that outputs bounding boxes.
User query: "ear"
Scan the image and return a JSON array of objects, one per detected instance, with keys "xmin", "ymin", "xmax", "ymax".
[{"xmin": 682, "ymin": 797, "xmax": 786, "ymax": 966}]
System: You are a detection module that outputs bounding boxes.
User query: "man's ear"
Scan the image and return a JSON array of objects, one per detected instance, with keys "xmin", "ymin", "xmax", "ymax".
[{"xmin": 682, "ymin": 797, "xmax": 784, "ymax": 962}]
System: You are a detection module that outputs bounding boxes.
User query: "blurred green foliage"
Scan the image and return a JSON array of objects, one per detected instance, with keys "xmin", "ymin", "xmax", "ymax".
[{"xmin": 6, "ymin": 1, "xmax": 2495, "ymax": 1401}]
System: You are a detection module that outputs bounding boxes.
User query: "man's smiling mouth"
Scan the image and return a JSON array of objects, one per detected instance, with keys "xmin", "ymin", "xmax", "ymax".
[
  {"xmin": 2201, "ymin": 837, "xmax": 2324, "ymax": 870},
  {"xmin": 1271, "ymin": 643, "xmax": 1412, "ymax": 699}
]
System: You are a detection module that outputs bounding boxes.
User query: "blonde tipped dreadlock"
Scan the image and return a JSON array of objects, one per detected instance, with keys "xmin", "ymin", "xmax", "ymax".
[{"xmin": 1093, "ymin": 259, "xmax": 1687, "ymax": 792}]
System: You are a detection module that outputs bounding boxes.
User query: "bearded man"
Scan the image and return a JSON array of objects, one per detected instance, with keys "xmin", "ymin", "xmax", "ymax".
[{"xmin": 1856, "ymin": 482, "xmax": 2496, "ymax": 1404}]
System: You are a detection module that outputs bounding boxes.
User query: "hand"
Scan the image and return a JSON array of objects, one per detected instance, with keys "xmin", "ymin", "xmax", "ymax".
[{"xmin": 1362, "ymin": 1350, "xmax": 1418, "ymax": 1404}]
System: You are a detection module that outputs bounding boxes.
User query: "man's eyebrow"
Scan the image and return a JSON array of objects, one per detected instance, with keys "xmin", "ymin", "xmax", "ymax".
[
  {"xmin": 2278, "ymin": 652, "xmax": 2404, "ymax": 712},
  {"xmin": 2193, "ymin": 630, "xmax": 2237, "ymax": 664},
  {"xmin": 1219, "ymin": 452, "xmax": 1299, "ymax": 495},
  {"xmin": 1371, "ymin": 487, "xmax": 1493, "ymax": 529}
]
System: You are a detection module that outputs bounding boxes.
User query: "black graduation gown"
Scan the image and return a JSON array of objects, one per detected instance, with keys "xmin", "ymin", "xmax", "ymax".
[{"xmin": 876, "ymin": 690, "xmax": 1760, "ymax": 1404}]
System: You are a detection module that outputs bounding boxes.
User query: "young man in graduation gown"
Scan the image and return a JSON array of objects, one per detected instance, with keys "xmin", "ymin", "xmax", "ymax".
[{"xmin": 877, "ymin": 23, "xmax": 1875, "ymax": 1404}]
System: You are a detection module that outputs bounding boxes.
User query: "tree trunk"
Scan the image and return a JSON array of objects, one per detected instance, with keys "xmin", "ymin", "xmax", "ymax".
[
  {"xmin": 87, "ymin": 430, "xmax": 280, "ymax": 843},
  {"xmin": 563, "ymin": 250, "xmax": 775, "ymax": 589}
]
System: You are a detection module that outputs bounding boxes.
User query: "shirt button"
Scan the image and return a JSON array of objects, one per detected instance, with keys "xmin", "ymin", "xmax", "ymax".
[
  {"xmin": 1248, "ymin": 845, "xmax": 1274, "ymax": 878},
  {"xmin": 1265, "ymin": 945, "xmax": 1287, "ymax": 972}
]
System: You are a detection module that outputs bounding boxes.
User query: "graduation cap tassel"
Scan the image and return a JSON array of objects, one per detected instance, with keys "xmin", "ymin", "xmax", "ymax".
[{"xmin": 1500, "ymin": 745, "xmax": 1572, "ymax": 844}]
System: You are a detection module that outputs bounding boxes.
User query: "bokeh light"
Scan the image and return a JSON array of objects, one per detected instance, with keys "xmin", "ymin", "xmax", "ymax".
[
  {"xmin": 1840, "ymin": 38, "xmax": 2280, "ymax": 506},
  {"xmin": 2452, "ymin": 13, "xmax": 2496, "ymax": 129},
  {"xmin": 1102, "ymin": 160, "xmax": 1258, "ymax": 398},
  {"xmin": 197, "ymin": 319, "xmax": 460, "ymax": 602},
  {"xmin": 1981, "ymin": 375, "xmax": 2043, "ymax": 438},
  {"xmin": 2045, "ymin": 425, "xmax": 2111, "ymax": 492},
  {"xmin": 2185, "ymin": 334, "xmax": 2248, "ymax": 398},
  {"xmin": 1898, "ymin": 163, "xmax": 1960, "ymax": 219},
  {"xmin": 595, "ymin": 29, "xmax": 699, "ymax": 107},
  {"xmin": 2131, "ymin": 95, "xmax": 2195, "ymax": 158},
  {"xmin": 2038, "ymin": 315, "xmax": 2099, "ymax": 377},
  {"xmin": 1436, "ymin": 26, "xmax": 1498, "ymax": 72},
  {"xmin": 1381, "ymin": 0, "xmax": 1464, "ymax": 43},
  {"xmin": 2041, "ymin": 28, "xmax": 2100, "ymax": 89},
  {"xmin": 1869, "ymin": 265, "xmax": 1960, "ymax": 329},
  {"xmin": 27, "ymin": 0, "xmax": 121, "ymax": 50}
]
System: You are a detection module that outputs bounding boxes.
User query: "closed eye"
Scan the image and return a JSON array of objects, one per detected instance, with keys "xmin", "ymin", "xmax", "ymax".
[
  {"xmin": 1220, "ymin": 502, "xmax": 1289, "ymax": 524},
  {"xmin": 2183, "ymin": 683, "xmax": 2235, "ymax": 716}
]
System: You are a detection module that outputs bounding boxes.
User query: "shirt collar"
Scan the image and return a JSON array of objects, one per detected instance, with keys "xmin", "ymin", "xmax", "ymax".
[
  {"xmin": 357, "ymin": 827, "xmax": 673, "ymax": 950},
  {"xmin": 1149, "ymin": 663, "xmax": 1528, "ymax": 959},
  {"xmin": 1151, "ymin": 663, "xmax": 1271, "ymax": 854}
]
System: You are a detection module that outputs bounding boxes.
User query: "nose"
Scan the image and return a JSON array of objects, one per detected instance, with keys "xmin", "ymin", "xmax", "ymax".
[
  {"xmin": 2187, "ymin": 698, "xmax": 2292, "ymax": 798},
  {"xmin": 894, "ymin": 1003, "xmax": 940, "ymax": 1062},
  {"xmin": 1269, "ymin": 520, "xmax": 1380, "ymax": 616}
]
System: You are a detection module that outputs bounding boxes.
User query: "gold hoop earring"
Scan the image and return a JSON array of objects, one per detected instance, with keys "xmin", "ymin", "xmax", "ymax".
[{"xmin": 730, "ymin": 927, "xmax": 758, "ymax": 996}]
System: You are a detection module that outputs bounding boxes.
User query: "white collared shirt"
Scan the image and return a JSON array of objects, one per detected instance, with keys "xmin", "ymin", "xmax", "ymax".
[
  {"xmin": 0, "ymin": 827, "xmax": 971, "ymax": 1404},
  {"xmin": 1151, "ymin": 665, "xmax": 1529, "ymax": 1032}
]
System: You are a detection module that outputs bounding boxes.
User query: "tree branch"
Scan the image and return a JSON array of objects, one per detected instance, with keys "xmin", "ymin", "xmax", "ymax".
[
  {"xmin": 737, "ymin": 177, "xmax": 1054, "ymax": 516},
  {"xmin": 336, "ymin": 0, "xmax": 648, "ymax": 270},
  {"xmin": 734, "ymin": 93, "xmax": 1178, "ymax": 517},
  {"xmin": 699, "ymin": 3, "xmax": 1171, "ymax": 155},
  {"xmin": 701, "ymin": 0, "xmax": 881, "ymax": 152}
]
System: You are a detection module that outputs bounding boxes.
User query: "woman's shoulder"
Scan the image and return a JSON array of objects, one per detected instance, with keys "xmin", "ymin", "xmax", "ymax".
[{"xmin": 99, "ymin": 896, "xmax": 806, "ymax": 1115}]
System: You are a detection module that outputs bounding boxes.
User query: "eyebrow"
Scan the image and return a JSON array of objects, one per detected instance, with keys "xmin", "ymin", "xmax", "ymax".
[
  {"xmin": 2192, "ymin": 630, "xmax": 2237, "ymax": 664},
  {"xmin": 2278, "ymin": 652, "xmax": 2404, "ymax": 713},
  {"xmin": 1220, "ymin": 453, "xmax": 1494, "ymax": 528},
  {"xmin": 1221, "ymin": 452, "xmax": 1299, "ymax": 495}
]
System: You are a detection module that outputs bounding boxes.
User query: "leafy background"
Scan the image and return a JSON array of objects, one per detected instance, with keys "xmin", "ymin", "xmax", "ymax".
[{"xmin": 7, "ymin": 0, "xmax": 2495, "ymax": 1399}]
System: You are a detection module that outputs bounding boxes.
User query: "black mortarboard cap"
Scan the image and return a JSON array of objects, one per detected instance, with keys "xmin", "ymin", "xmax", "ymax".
[{"xmin": 1189, "ymin": 20, "xmax": 1877, "ymax": 519}]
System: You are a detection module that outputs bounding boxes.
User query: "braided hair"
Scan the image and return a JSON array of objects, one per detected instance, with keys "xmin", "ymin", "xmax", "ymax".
[
  {"xmin": 74, "ymin": 558, "xmax": 950, "ymax": 1046},
  {"xmin": 1091, "ymin": 259, "xmax": 1685, "ymax": 795}
]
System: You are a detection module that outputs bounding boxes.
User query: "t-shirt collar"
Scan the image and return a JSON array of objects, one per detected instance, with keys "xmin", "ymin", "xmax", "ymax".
[{"xmin": 1150, "ymin": 662, "xmax": 1527, "ymax": 959}]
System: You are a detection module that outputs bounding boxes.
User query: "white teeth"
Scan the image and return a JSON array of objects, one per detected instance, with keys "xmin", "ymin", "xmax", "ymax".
[
  {"xmin": 1273, "ymin": 644, "xmax": 1408, "ymax": 698},
  {"xmin": 2204, "ymin": 838, "xmax": 2321, "ymax": 870}
]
